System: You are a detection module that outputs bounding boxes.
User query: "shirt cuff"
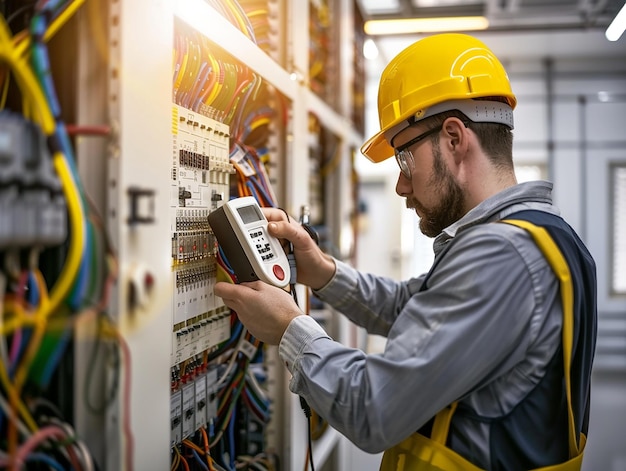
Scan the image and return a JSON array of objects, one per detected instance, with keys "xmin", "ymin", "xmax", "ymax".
[
  {"xmin": 278, "ymin": 315, "xmax": 329, "ymax": 373},
  {"xmin": 312, "ymin": 258, "xmax": 360, "ymax": 306}
]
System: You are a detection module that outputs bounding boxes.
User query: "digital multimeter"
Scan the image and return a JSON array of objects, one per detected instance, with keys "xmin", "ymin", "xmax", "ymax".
[{"xmin": 208, "ymin": 196, "xmax": 290, "ymax": 288}]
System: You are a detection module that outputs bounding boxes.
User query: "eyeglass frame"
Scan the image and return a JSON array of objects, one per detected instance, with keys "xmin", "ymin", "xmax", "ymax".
[
  {"xmin": 392, "ymin": 118, "xmax": 471, "ymax": 179},
  {"xmin": 392, "ymin": 124, "xmax": 443, "ymax": 179}
]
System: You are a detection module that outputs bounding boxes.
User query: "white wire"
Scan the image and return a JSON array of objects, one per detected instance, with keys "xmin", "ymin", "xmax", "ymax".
[
  {"xmin": 215, "ymin": 326, "xmax": 248, "ymax": 389},
  {"xmin": 0, "ymin": 394, "xmax": 31, "ymax": 438},
  {"xmin": 47, "ymin": 417, "xmax": 95, "ymax": 471},
  {"xmin": 245, "ymin": 368, "xmax": 268, "ymax": 403}
]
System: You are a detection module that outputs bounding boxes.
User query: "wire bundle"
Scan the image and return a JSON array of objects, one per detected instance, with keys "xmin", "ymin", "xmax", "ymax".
[
  {"xmin": 236, "ymin": 0, "xmax": 275, "ymax": 56},
  {"xmin": 173, "ymin": 16, "xmax": 290, "ymax": 154},
  {"xmin": 171, "ymin": 1, "xmax": 287, "ymax": 468},
  {"xmin": 206, "ymin": 0, "xmax": 256, "ymax": 44},
  {"xmin": 308, "ymin": 0, "xmax": 331, "ymax": 98},
  {"xmin": 0, "ymin": 1, "xmax": 126, "ymax": 469},
  {"xmin": 170, "ymin": 314, "xmax": 277, "ymax": 471}
]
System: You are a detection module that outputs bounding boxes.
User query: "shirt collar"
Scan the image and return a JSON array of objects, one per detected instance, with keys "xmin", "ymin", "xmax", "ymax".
[{"xmin": 433, "ymin": 180, "xmax": 556, "ymax": 254}]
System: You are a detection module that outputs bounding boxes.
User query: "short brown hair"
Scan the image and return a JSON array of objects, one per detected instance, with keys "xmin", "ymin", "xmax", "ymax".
[{"xmin": 424, "ymin": 108, "xmax": 514, "ymax": 171}]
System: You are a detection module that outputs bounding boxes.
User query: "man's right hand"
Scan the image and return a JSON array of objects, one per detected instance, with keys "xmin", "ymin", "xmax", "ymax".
[{"xmin": 262, "ymin": 207, "xmax": 336, "ymax": 290}]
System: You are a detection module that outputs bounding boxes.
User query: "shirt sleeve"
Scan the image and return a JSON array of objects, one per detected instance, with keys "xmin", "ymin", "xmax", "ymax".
[
  {"xmin": 312, "ymin": 259, "xmax": 427, "ymax": 337},
  {"xmin": 278, "ymin": 223, "xmax": 553, "ymax": 453}
]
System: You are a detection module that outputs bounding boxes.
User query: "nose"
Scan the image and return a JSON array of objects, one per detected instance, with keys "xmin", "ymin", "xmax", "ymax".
[{"xmin": 395, "ymin": 172, "xmax": 412, "ymax": 197}]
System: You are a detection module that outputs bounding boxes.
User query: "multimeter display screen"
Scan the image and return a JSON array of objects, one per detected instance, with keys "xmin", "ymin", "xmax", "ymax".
[{"xmin": 237, "ymin": 204, "xmax": 264, "ymax": 224}]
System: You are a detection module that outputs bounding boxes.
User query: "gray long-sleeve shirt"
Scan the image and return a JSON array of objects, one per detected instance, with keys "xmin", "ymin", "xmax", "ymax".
[{"xmin": 278, "ymin": 180, "xmax": 563, "ymax": 465}]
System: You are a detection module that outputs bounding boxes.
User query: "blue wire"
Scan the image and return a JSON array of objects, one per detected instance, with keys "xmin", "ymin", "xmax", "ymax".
[
  {"xmin": 40, "ymin": 0, "xmax": 65, "ymax": 13},
  {"xmin": 245, "ymin": 181, "xmax": 261, "ymax": 203},
  {"xmin": 232, "ymin": 75, "xmax": 259, "ymax": 135},
  {"xmin": 189, "ymin": 62, "xmax": 210, "ymax": 111},
  {"xmin": 27, "ymin": 271, "xmax": 40, "ymax": 306},
  {"xmin": 242, "ymin": 106, "xmax": 272, "ymax": 131},
  {"xmin": 30, "ymin": 11, "xmax": 92, "ymax": 314},
  {"xmin": 227, "ymin": 406, "xmax": 236, "ymax": 471},
  {"xmin": 26, "ymin": 453, "xmax": 66, "ymax": 471},
  {"xmin": 9, "ymin": 330, "xmax": 32, "ymax": 379},
  {"xmin": 192, "ymin": 449, "xmax": 210, "ymax": 471},
  {"xmin": 247, "ymin": 176, "xmax": 275, "ymax": 207},
  {"xmin": 243, "ymin": 388, "xmax": 269, "ymax": 422},
  {"xmin": 244, "ymin": 150, "xmax": 274, "ymax": 204},
  {"xmin": 218, "ymin": 246, "xmax": 234, "ymax": 274}
]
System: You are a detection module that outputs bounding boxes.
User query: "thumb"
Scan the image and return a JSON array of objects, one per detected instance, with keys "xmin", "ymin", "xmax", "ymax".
[
  {"xmin": 268, "ymin": 220, "xmax": 312, "ymax": 249},
  {"xmin": 267, "ymin": 221, "xmax": 295, "ymax": 239}
]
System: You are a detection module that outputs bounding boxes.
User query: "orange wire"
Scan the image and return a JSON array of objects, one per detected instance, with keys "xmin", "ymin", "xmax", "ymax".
[{"xmin": 200, "ymin": 427, "xmax": 216, "ymax": 471}]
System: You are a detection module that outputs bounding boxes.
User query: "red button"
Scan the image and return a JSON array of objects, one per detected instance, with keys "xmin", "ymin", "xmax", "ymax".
[{"xmin": 273, "ymin": 264, "xmax": 285, "ymax": 280}]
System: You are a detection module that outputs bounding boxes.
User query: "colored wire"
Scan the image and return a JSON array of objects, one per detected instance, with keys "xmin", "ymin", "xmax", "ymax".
[
  {"xmin": 0, "ymin": 14, "xmax": 86, "ymax": 332},
  {"xmin": 13, "ymin": 0, "xmax": 86, "ymax": 57},
  {"xmin": 200, "ymin": 426, "xmax": 217, "ymax": 471},
  {"xmin": 104, "ymin": 322, "xmax": 134, "ymax": 471},
  {"xmin": 25, "ymin": 453, "xmax": 65, "ymax": 471}
]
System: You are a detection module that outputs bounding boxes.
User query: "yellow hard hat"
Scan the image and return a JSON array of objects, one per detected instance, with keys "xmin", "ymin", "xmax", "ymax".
[{"xmin": 361, "ymin": 33, "xmax": 517, "ymax": 163}]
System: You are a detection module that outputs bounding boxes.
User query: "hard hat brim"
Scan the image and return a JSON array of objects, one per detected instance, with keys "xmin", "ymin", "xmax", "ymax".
[{"xmin": 360, "ymin": 132, "xmax": 394, "ymax": 163}]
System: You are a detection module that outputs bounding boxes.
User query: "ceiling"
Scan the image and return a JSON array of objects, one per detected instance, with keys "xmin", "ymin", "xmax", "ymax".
[{"xmin": 357, "ymin": 0, "xmax": 626, "ymax": 63}]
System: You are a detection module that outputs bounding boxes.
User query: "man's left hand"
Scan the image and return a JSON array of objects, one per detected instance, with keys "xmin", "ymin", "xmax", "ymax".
[{"xmin": 214, "ymin": 281, "xmax": 303, "ymax": 345}]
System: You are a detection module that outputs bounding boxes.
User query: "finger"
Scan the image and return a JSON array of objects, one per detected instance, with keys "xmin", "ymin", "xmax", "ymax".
[
  {"xmin": 215, "ymin": 281, "xmax": 267, "ymax": 304},
  {"xmin": 268, "ymin": 220, "xmax": 302, "ymax": 241},
  {"xmin": 214, "ymin": 281, "xmax": 247, "ymax": 300},
  {"xmin": 262, "ymin": 207, "xmax": 291, "ymax": 223},
  {"xmin": 268, "ymin": 221, "xmax": 314, "ymax": 250},
  {"xmin": 239, "ymin": 281, "xmax": 266, "ymax": 291}
]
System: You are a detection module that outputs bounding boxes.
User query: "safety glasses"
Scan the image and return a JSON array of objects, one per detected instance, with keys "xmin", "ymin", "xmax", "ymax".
[{"xmin": 393, "ymin": 125, "xmax": 443, "ymax": 179}]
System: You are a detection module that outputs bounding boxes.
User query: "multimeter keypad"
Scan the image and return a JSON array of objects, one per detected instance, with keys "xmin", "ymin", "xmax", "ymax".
[{"xmin": 248, "ymin": 228, "xmax": 276, "ymax": 261}]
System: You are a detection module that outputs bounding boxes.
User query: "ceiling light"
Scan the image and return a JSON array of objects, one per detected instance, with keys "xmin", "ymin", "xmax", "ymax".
[
  {"xmin": 605, "ymin": 1, "xmax": 626, "ymax": 41},
  {"xmin": 364, "ymin": 16, "xmax": 489, "ymax": 35},
  {"xmin": 363, "ymin": 39, "xmax": 379, "ymax": 60}
]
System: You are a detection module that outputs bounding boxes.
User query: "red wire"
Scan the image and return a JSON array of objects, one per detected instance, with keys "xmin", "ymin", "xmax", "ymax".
[{"xmin": 65, "ymin": 124, "xmax": 111, "ymax": 136}]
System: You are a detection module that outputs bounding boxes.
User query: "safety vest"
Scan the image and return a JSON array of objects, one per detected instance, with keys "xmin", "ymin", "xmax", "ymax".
[{"xmin": 380, "ymin": 211, "xmax": 597, "ymax": 471}]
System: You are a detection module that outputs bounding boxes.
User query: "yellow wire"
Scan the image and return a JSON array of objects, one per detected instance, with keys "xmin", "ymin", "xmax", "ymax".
[
  {"xmin": 0, "ymin": 272, "xmax": 49, "ymax": 443},
  {"xmin": 171, "ymin": 449, "xmax": 180, "ymax": 471},
  {"xmin": 0, "ymin": 70, "xmax": 9, "ymax": 109},
  {"xmin": 174, "ymin": 38, "xmax": 190, "ymax": 92},
  {"xmin": 0, "ymin": 301, "xmax": 38, "ymax": 431},
  {"xmin": 3, "ymin": 13, "xmax": 85, "ymax": 319},
  {"xmin": 0, "ymin": 36, "xmax": 55, "ymax": 134},
  {"xmin": 246, "ymin": 10, "xmax": 268, "ymax": 17},
  {"xmin": 0, "ymin": 5, "xmax": 86, "ymax": 435},
  {"xmin": 224, "ymin": 0, "xmax": 251, "ymax": 39},
  {"xmin": 0, "ymin": 362, "xmax": 38, "ymax": 432},
  {"xmin": 203, "ymin": 55, "xmax": 223, "ymax": 107},
  {"xmin": 12, "ymin": 271, "xmax": 49, "ymax": 414},
  {"xmin": 13, "ymin": 0, "xmax": 87, "ymax": 58},
  {"xmin": 249, "ymin": 117, "xmax": 270, "ymax": 132},
  {"xmin": 45, "ymin": 153, "xmax": 86, "ymax": 317},
  {"xmin": 0, "ymin": 309, "xmax": 35, "ymax": 335}
]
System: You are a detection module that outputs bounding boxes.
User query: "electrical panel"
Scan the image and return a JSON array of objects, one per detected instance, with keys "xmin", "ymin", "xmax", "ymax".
[
  {"xmin": 170, "ymin": 105, "xmax": 232, "ymax": 367},
  {"xmin": 0, "ymin": 0, "xmax": 360, "ymax": 469}
]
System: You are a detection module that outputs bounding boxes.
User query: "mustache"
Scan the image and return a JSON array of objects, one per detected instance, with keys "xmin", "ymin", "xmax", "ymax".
[{"xmin": 405, "ymin": 197, "xmax": 419, "ymax": 210}]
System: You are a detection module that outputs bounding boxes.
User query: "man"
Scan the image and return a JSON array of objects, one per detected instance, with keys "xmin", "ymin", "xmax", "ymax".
[{"xmin": 214, "ymin": 34, "xmax": 597, "ymax": 470}]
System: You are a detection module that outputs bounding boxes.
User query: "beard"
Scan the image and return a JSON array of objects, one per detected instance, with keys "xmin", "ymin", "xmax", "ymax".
[{"xmin": 405, "ymin": 144, "xmax": 466, "ymax": 238}]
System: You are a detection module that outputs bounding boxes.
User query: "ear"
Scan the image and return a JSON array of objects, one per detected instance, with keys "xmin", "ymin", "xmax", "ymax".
[{"xmin": 441, "ymin": 117, "xmax": 470, "ymax": 163}]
